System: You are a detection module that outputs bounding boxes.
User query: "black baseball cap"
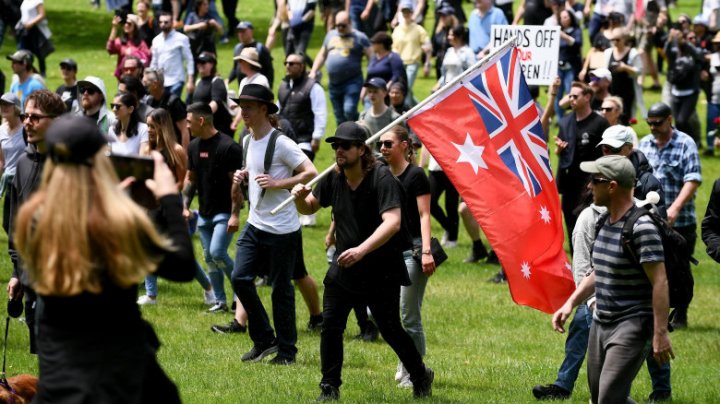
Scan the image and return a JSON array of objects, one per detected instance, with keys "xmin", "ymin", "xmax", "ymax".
[
  {"xmin": 363, "ymin": 77, "xmax": 387, "ymax": 90},
  {"xmin": 236, "ymin": 21, "xmax": 254, "ymax": 30},
  {"xmin": 326, "ymin": 121, "xmax": 368, "ymax": 143},
  {"xmin": 59, "ymin": 58, "xmax": 77, "ymax": 70},
  {"xmin": 197, "ymin": 52, "xmax": 217, "ymax": 64},
  {"xmin": 46, "ymin": 115, "xmax": 109, "ymax": 165}
]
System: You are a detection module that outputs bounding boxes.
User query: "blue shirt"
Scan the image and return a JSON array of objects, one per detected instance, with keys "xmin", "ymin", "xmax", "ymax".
[
  {"xmin": 468, "ymin": 7, "xmax": 508, "ymax": 54},
  {"xmin": 638, "ymin": 128, "xmax": 702, "ymax": 228},
  {"xmin": 10, "ymin": 77, "xmax": 45, "ymax": 111}
]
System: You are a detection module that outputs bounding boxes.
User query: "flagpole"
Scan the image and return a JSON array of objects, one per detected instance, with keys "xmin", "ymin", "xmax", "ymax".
[{"xmin": 270, "ymin": 35, "xmax": 519, "ymax": 215}]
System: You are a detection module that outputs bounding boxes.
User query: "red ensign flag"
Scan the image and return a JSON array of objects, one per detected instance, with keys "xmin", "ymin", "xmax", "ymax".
[{"xmin": 407, "ymin": 47, "xmax": 575, "ymax": 313}]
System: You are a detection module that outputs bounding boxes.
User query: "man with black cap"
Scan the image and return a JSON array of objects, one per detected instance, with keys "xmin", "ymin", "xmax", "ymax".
[
  {"xmin": 7, "ymin": 50, "xmax": 45, "ymax": 110},
  {"xmin": 189, "ymin": 52, "xmax": 233, "ymax": 137},
  {"xmin": 638, "ymin": 102, "xmax": 701, "ymax": 329},
  {"xmin": 291, "ymin": 121, "xmax": 435, "ymax": 401},
  {"xmin": 76, "ymin": 76, "xmax": 114, "ymax": 136},
  {"xmin": 55, "ymin": 58, "xmax": 78, "ymax": 113},
  {"xmin": 230, "ymin": 84, "xmax": 317, "ymax": 365},
  {"xmin": 228, "ymin": 21, "xmax": 274, "ymax": 88},
  {"xmin": 359, "ymin": 77, "xmax": 400, "ymax": 144},
  {"xmin": 6, "ymin": 89, "xmax": 65, "ymax": 353},
  {"xmin": 552, "ymin": 155, "xmax": 673, "ymax": 404}
]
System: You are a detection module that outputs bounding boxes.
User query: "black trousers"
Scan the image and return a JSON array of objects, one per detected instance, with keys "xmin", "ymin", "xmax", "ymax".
[
  {"xmin": 674, "ymin": 223, "xmax": 697, "ymax": 312},
  {"xmin": 428, "ymin": 170, "xmax": 459, "ymax": 241},
  {"xmin": 320, "ymin": 278, "xmax": 425, "ymax": 389}
]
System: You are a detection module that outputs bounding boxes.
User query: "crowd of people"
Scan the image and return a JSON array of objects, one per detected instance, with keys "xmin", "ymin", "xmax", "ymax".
[{"xmin": 1, "ymin": 0, "xmax": 720, "ymax": 402}]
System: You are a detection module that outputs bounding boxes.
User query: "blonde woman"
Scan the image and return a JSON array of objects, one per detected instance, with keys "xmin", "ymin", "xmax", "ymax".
[{"xmin": 15, "ymin": 115, "xmax": 195, "ymax": 402}]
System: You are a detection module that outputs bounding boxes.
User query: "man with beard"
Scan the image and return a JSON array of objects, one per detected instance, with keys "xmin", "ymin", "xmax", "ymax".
[
  {"xmin": 76, "ymin": 76, "xmax": 114, "ymax": 136},
  {"xmin": 6, "ymin": 90, "xmax": 65, "ymax": 353},
  {"xmin": 150, "ymin": 11, "xmax": 195, "ymax": 98},
  {"xmin": 291, "ymin": 121, "xmax": 435, "ymax": 401}
]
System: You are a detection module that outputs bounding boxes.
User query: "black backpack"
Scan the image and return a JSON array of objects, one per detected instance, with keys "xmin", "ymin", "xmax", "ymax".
[
  {"xmin": 595, "ymin": 206, "xmax": 697, "ymax": 327},
  {"xmin": 668, "ymin": 55, "xmax": 694, "ymax": 87}
]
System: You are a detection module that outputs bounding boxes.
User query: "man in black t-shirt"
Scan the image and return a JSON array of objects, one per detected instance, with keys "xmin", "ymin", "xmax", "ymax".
[
  {"xmin": 143, "ymin": 67, "xmax": 190, "ymax": 149},
  {"xmin": 55, "ymin": 58, "xmax": 78, "ymax": 113},
  {"xmin": 189, "ymin": 52, "xmax": 233, "ymax": 138},
  {"xmin": 291, "ymin": 121, "xmax": 435, "ymax": 401},
  {"xmin": 183, "ymin": 103, "xmax": 243, "ymax": 314},
  {"xmin": 555, "ymin": 81, "xmax": 609, "ymax": 238}
]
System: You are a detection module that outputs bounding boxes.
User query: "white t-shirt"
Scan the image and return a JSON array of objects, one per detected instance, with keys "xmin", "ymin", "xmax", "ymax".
[
  {"xmin": 238, "ymin": 73, "xmax": 270, "ymax": 93},
  {"xmin": 20, "ymin": 0, "xmax": 51, "ymax": 39},
  {"xmin": 246, "ymin": 129, "xmax": 307, "ymax": 234},
  {"xmin": 108, "ymin": 122, "xmax": 149, "ymax": 155}
]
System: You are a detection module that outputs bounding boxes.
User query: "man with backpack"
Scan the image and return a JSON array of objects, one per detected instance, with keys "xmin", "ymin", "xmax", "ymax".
[
  {"xmin": 639, "ymin": 102, "xmax": 702, "ymax": 329},
  {"xmin": 230, "ymin": 84, "xmax": 317, "ymax": 365},
  {"xmin": 552, "ymin": 155, "xmax": 674, "ymax": 404}
]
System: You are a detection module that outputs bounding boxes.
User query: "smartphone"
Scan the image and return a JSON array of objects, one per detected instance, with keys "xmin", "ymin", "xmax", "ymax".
[{"xmin": 108, "ymin": 154, "xmax": 157, "ymax": 209}]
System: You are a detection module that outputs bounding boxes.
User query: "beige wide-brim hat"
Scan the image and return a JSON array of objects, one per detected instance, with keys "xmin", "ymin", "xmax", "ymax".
[{"xmin": 233, "ymin": 47, "xmax": 261, "ymax": 69}]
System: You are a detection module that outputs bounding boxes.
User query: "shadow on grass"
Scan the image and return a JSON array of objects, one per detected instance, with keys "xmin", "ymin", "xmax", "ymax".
[{"xmin": 47, "ymin": 9, "xmax": 113, "ymax": 52}]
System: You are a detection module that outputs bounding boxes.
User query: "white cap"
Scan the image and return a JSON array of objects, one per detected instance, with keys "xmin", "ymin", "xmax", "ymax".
[
  {"xmin": 597, "ymin": 125, "xmax": 636, "ymax": 149},
  {"xmin": 590, "ymin": 68, "xmax": 612, "ymax": 82}
]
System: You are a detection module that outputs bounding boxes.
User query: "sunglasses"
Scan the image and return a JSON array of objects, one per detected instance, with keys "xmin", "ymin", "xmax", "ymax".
[
  {"xmin": 285, "ymin": 61, "xmax": 302, "ymax": 66},
  {"xmin": 22, "ymin": 113, "xmax": 53, "ymax": 123},
  {"xmin": 110, "ymin": 103, "xmax": 124, "ymax": 110},
  {"xmin": 377, "ymin": 140, "xmax": 395, "ymax": 149},
  {"xmin": 335, "ymin": 23, "xmax": 348, "ymax": 29},
  {"xmin": 646, "ymin": 119, "xmax": 666, "ymax": 127},
  {"xmin": 123, "ymin": 66, "xmax": 138, "ymax": 72},
  {"xmin": 599, "ymin": 107, "xmax": 615, "ymax": 112},
  {"xmin": 80, "ymin": 87, "xmax": 99, "ymax": 95},
  {"xmin": 331, "ymin": 141, "xmax": 359, "ymax": 151},
  {"xmin": 591, "ymin": 176, "xmax": 612, "ymax": 185},
  {"xmin": 601, "ymin": 144, "xmax": 622, "ymax": 154}
]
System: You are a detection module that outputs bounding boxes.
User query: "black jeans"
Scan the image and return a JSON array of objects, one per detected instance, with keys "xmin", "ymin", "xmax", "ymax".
[
  {"xmin": 671, "ymin": 92, "xmax": 700, "ymax": 144},
  {"xmin": 674, "ymin": 223, "xmax": 697, "ymax": 312},
  {"xmin": 320, "ymin": 278, "xmax": 425, "ymax": 389},
  {"xmin": 428, "ymin": 170, "xmax": 459, "ymax": 242}
]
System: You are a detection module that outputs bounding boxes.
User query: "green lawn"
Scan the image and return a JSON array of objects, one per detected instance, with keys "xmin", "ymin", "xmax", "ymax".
[{"xmin": 1, "ymin": 0, "xmax": 719, "ymax": 402}]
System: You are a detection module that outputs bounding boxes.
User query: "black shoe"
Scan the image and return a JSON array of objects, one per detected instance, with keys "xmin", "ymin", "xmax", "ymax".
[
  {"xmin": 412, "ymin": 367, "xmax": 434, "ymax": 398},
  {"xmin": 486, "ymin": 250, "xmax": 500, "ymax": 264},
  {"xmin": 316, "ymin": 383, "xmax": 339, "ymax": 401},
  {"xmin": 211, "ymin": 319, "xmax": 247, "ymax": 334},
  {"xmin": 488, "ymin": 270, "xmax": 507, "ymax": 283},
  {"xmin": 532, "ymin": 384, "xmax": 571, "ymax": 400},
  {"xmin": 268, "ymin": 355, "xmax": 296, "ymax": 365},
  {"xmin": 362, "ymin": 320, "xmax": 379, "ymax": 342},
  {"xmin": 648, "ymin": 390, "xmax": 672, "ymax": 402},
  {"xmin": 241, "ymin": 339, "xmax": 279, "ymax": 362},
  {"xmin": 307, "ymin": 314, "xmax": 323, "ymax": 332},
  {"xmin": 703, "ymin": 149, "xmax": 715, "ymax": 157},
  {"xmin": 464, "ymin": 247, "xmax": 488, "ymax": 263}
]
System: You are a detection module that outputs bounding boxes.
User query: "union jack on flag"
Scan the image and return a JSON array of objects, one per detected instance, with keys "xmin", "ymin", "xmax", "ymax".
[
  {"xmin": 465, "ymin": 49, "xmax": 553, "ymax": 197},
  {"xmin": 407, "ymin": 46, "xmax": 575, "ymax": 314}
]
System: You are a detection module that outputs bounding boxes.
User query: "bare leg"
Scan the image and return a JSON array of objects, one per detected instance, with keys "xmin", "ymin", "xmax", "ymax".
[{"xmin": 296, "ymin": 275, "xmax": 321, "ymax": 316}]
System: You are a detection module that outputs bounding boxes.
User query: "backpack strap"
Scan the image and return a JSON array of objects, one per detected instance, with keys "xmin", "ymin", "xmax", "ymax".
[
  {"xmin": 243, "ymin": 129, "xmax": 283, "ymax": 208},
  {"xmin": 620, "ymin": 206, "xmax": 648, "ymax": 268}
]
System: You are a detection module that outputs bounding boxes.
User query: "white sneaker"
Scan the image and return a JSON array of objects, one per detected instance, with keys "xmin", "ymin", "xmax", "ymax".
[
  {"xmin": 397, "ymin": 373, "xmax": 413, "ymax": 389},
  {"xmin": 443, "ymin": 240, "xmax": 458, "ymax": 248},
  {"xmin": 441, "ymin": 231, "xmax": 449, "ymax": 245},
  {"xmin": 299, "ymin": 213, "xmax": 317, "ymax": 227},
  {"xmin": 203, "ymin": 289, "xmax": 216, "ymax": 305},
  {"xmin": 137, "ymin": 295, "xmax": 157, "ymax": 305},
  {"xmin": 395, "ymin": 362, "xmax": 408, "ymax": 381}
]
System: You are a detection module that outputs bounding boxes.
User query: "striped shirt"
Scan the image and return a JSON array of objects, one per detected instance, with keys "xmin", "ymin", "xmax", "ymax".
[{"xmin": 592, "ymin": 211, "xmax": 664, "ymax": 324}]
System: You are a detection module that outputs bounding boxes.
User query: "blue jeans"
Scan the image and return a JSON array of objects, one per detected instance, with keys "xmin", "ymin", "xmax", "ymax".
[
  {"xmin": 707, "ymin": 103, "xmax": 720, "ymax": 149},
  {"xmin": 144, "ymin": 262, "xmax": 211, "ymax": 297},
  {"xmin": 588, "ymin": 13, "xmax": 605, "ymax": 45},
  {"xmin": 401, "ymin": 245, "xmax": 429, "ymax": 356},
  {"xmin": 404, "ymin": 63, "xmax": 420, "ymax": 107},
  {"xmin": 231, "ymin": 224, "xmax": 300, "ymax": 359},
  {"xmin": 329, "ymin": 76, "xmax": 363, "ymax": 125},
  {"xmin": 197, "ymin": 213, "xmax": 235, "ymax": 304},
  {"xmin": 555, "ymin": 67, "xmax": 575, "ymax": 123},
  {"xmin": 165, "ymin": 82, "xmax": 185, "ymax": 98},
  {"xmin": 555, "ymin": 304, "xmax": 593, "ymax": 391}
]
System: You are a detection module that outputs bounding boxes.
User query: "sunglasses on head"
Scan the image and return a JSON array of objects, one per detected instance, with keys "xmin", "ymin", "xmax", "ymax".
[
  {"xmin": 80, "ymin": 87, "xmax": 98, "ymax": 95},
  {"xmin": 591, "ymin": 176, "xmax": 612, "ymax": 184},
  {"xmin": 377, "ymin": 140, "xmax": 395, "ymax": 149},
  {"xmin": 331, "ymin": 141, "xmax": 359, "ymax": 151}
]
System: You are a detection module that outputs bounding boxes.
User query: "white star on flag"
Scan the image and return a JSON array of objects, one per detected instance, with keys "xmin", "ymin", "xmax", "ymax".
[
  {"xmin": 452, "ymin": 133, "xmax": 487, "ymax": 174},
  {"xmin": 539, "ymin": 206, "xmax": 551, "ymax": 224},
  {"xmin": 521, "ymin": 261, "xmax": 531, "ymax": 279}
]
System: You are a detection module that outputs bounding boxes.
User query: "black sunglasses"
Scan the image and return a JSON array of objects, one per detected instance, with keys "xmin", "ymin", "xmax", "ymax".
[
  {"xmin": 110, "ymin": 103, "xmax": 124, "ymax": 110},
  {"xmin": 335, "ymin": 23, "xmax": 348, "ymax": 29},
  {"xmin": 285, "ymin": 61, "xmax": 302, "ymax": 66},
  {"xmin": 646, "ymin": 119, "xmax": 665, "ymax": 127},
  {"xmin": 599, "ymin": 107, "xmax": 615, "ymax": 112},
  {"xmin": 331, "ymin": 141, "xmax": 359, "ymax": 151},
  {"xmin": 591, "ymin": 176, "xmax": 612, "ymax": 185},
  {"xmin": 80, "ymin": 87, "xmax": 98, "ymax": 95},
  {"xmin": 377, "ymin": 140, "xmax": 394, "ymax": 149}
]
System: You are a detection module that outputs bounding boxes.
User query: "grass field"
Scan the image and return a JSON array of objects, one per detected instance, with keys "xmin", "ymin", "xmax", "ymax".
[{"xmin": 1, "ymin": 0, "xmax": 719, "ymax": 402}]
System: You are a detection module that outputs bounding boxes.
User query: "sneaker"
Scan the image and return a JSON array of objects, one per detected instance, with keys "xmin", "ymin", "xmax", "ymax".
[
  {"xmin": 241, "ymin": 339, "xmax": 279, "ymax": 362},
  {"xmin": 362, "ymin": 320, "xmax": 379, "ymax": 342},
  {"xmin": 208, "ymin": 302, "xmax": 229, "ymax": 313},
  {"xmin": 703, "ymin": 149, "xmax": 715, "ymax": 157},
  {"xmin": 268, "ymin": 355, "xmax": 295, "ymax": 365},
  {"xmin": 203, "ymin": 289, "xmax": 216, "ymax": 305},
  {"xmin": 137, "ymin": 295, "xmax": 157, "ymax": 305},
  {"xmin": 211, "ymin": 319, "xmax": 246, "ymax": 334},
  {"xmin": 299, "ymin": 214, "xmax": 317, "ymax": 227},
  {"xmin": 412, "ymin": 367, "xmax": 434, "ymax": 398},
  {"xmin": 316, "ymin": 383, "xmax": 339, "ymax": 401},
  {"xmin": 532, "ymin": 384, "xmax": 571, "ymax": 400},
  {"xmin": 464, "ymin": 248, "xmax": 488, "ymax": 263},
  {"xmin": 397, "ymin": 373, "xmax": 413, "ymax": 389},
  {"xmin": 219, "ymin": 35, "xmax": 229, "ymax": 44},
  {"xmin": 488, "ymin": 270, "xmax": 507, "ymax": 284},
  {"xmin": 443, "ymin": 240, "xmax": 458, "ymax": 248},
  {"xmin": 486, "ymin": 250, "xmax": 500, "ymax": 264},
  {"xmin": 648, "ymin": 390, "xmax": 672, "ymax": 402},
  {"xmin": 307, "ymin": 314, "xmax": 323, "ymax": 332},
  {"xmin": 395, "ymin": 362, "xmax": 408, "ymax": 381},
  {"xmin": 441, "ymin": 231, "xmax": 449, "ymax": 245}
]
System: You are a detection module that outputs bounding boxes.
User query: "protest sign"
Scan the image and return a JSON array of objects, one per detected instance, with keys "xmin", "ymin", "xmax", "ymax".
[{"xmin": 490, "ymin": 26, "xmax": 560, "ymax": 86}]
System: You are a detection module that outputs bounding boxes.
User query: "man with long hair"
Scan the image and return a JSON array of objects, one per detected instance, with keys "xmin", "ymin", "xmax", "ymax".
[
  {"xmin": 291, "ymin": 121, "xmax": 434, "ymax": 401},
  {"xmin": 6, "ymin": 89, "xmax": 65, "ymax": 353}
]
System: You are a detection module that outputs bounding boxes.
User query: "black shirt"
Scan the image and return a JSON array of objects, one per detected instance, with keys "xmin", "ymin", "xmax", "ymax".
[
  {"xmin": 56, "ymin": 83, "xmax": 78, "ymax": 112},
  {"xmin": 570, "ymin": 112, "xmax": 608, "ymax": 169},
  {"xmin": 187, "ymin": 132, "xmax": 243, "ymax": 217},
  {"xmin": 191, "ymin": 76, "xmax": 233, "ymax": 137},
  {"xmin": 314, "ymin": 164, "xmax": 410, "ymax": 291},
  {"xmin": 522, "ymin": 0, "xmax": 553, "ymax": 25},
  {"xmin": 396, "ymin": 164, "xmax": 430, "ymax": 239},
  {"xmin": 146, "ymin": 92, "xmax": 187, "ymax": 144}
]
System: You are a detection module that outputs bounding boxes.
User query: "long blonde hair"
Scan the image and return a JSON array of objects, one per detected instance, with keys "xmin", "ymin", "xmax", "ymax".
[
  {"xmin": 147, "ymin": 108, "xmax": 183, "ymax": 170},
  {"xmin": 15, "ymin": 152, "xmax": 172, "ymax": 296}
]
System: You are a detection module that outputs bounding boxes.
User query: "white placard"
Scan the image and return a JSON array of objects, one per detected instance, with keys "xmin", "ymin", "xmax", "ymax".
[{"xmin": 490, "ymin": 25, "xmax": 560, "ymax": 86}]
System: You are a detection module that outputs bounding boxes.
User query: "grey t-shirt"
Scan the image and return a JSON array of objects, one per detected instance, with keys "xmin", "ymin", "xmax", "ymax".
[{"xmin": 322, "ymin": 30, "xmax": 369, "ymax": 84}]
